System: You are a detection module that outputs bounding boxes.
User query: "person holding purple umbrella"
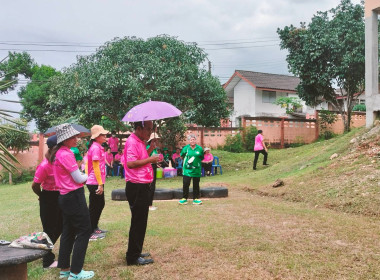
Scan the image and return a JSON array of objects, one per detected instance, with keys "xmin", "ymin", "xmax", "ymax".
[{"xmin": 123, "ymin": 121, "xmax": 160, "ymax": 266}]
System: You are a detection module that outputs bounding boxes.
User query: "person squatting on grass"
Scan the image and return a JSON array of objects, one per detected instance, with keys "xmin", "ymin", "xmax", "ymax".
[
  {"xmin": 253, "ymin": 129, "xmax": 269, "ymax": 170},
  {"xmin": 86, "ymin": 125, "xmax": 109, "ymax": 240},
  {"xmin": 31, "ymin": 135, "xmax": 63, "ymax": 269},
  {"xmin": 123, "ymin": 121, "xmax": 160, "ymax": 266},
  {"xmin": 51, "ymin": 123, "xmax": 94, "ymax": 280},
  {"xmin": 179, "ymin": 134, "xmax": 204, "ymax": 205},
  {"xmin": 105, "ymin": 147, "xmax": 113, "ymax": 177}
]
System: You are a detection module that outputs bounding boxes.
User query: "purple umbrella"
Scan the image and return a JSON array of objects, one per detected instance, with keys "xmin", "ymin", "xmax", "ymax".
[{"xmin": 122, "ymin": 101, "xmax": 182, "ymax": 122}]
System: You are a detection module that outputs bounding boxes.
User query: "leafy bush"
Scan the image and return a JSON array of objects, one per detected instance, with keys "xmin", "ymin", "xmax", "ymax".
[
  {"xmin": 1, "ymin": 169, "xmax": 34, "ymax": 185},
  {"xmin": 223, "ymin": 133, "xmax": 244, "ymax": 153},
  {"xmin": 243, "ymin": 126, "xmax": 258, "ymax": 152},
  {"xmin": 352, "ymin": 104, "xmax": 366, "ymax": 112}
]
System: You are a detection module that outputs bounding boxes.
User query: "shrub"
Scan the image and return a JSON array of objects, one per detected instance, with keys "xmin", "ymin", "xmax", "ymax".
[
  {"xmin": 243, "ymin": 126, "xmax": 258, "ymax": 152},
  {"xmin": 1, "ymin": 168, "xmax": 34, "ymax": 185},
  {"xmin": 352, "ymin": 104, "xmax": 366, "ymax": 112},
  {"xmin": 223, "ymin": 133, "xmax": 244, "ymax": 153}
]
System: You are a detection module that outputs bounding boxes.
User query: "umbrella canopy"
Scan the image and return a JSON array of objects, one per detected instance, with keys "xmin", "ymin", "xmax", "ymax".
[
  {"xmin": 122, "ymin": 101, "xmax": 182, "ymax": 122},
  {"xmin": 44, "ymin": 123, "xmax": 91, "ymax": 137}
]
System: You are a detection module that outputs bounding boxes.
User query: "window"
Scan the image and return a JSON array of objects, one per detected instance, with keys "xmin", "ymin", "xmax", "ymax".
[{"xmin": 262, "ymin": 90, "xmax": 276, "ymax": 103}]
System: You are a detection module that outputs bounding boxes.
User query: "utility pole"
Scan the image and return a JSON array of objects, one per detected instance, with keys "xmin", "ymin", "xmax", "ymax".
[{"xmin": 208, "ymin": 60, "xmax": 211, "ymax": 73}]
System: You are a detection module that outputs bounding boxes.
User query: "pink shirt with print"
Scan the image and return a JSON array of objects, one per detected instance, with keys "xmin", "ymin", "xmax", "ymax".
[
  {"xmin": 53, "ymin": 146, "xmax": 83, "ymax": 195},
  {"xmin": 108, "ymin": 137, "xmax": 119, "ymax": 153},
  {"xmin": 34, "ymin": 158, "xmax": 58, "ymax": 191},
  {"xmin": 124, "ymin": 133, "xmax": 153, "ymax": 184},
  {"xmin": 254, "ymin": 134, "xmax": 264, "ymax": 151},
  {"xmin": 202, "ymin": 153, "xmax": 213, "ymax": 163},
  {"xmin": 87, "ymin": 142, "xmax": 106, "ymax": 185},
  {"xmin": 114, "ymin": 154, "xmax": 122, "ymax": 162},
  {"xmin": 105, "ymin": 152, "xmax": 113, "ymax": 165}
]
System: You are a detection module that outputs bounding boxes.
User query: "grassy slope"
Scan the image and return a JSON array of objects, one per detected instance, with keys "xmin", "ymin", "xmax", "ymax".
[{"xmin": 1, "ymin": 127, "xmax": 380, "ymax": 279}]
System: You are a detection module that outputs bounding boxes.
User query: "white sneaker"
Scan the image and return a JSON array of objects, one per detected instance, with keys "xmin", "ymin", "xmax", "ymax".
[{"xmin": 149, "ymin": 206, "xmax": 157, "ymax": 211}]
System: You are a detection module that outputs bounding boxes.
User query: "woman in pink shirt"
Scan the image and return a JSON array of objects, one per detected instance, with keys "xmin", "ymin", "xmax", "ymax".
[
  {"xmin": 87, "ymin": 125, "xmax": 109, "ymax": 240},
  {"xmin": 32, "ymin": 135, "xmax": 62, "ymax": 268},
  {"xmin": 51, "ymin": 123, "xmax": 94, "ymax": 280},
  {"xmin": 253, "ymin": 129, "xmax": 269, "ymax": 170},
  {"xmin": 105, "ymin": 147, "xmax": 113, "ymax": 177},
  {"xmin": 201, "ymin": 147, "xmax": 214, "ymax": 176}
]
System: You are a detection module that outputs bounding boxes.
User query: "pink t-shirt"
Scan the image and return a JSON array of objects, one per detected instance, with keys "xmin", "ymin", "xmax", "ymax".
[
  {"xmin": 124, "ymin": 133, "xmax": 153, "ymax": 184},
  {"xmin": 53, "ymin": 146, "xmax": 83, "ymax": 195},
  {"xmin": 34, "ymin": 158, "xmax": 58, "ymax": 191},
  {"xmin": 114, "ymin": 154, "xmax": 122, "ymax": 162},
  {"xmin": 254, "ymin": 134, "xmax": 264, "ymax": 151},
  {"xmin": 87, "ymin": 142, "xmax": 106, "ymax": 185},
  {"xmin": 105, "ymin": 152, "xmax": 113, "ymax": 165},
  {"xmin": 108, "ymin": 137, "xmax": 119, "ymax": 153},
  {"xmin": 172, "ymin": 153, "xmax": 180, "ymax": 162},
  {"xmin": 202, "ymin": 153, "xmax": 213, "ymax": 163}
]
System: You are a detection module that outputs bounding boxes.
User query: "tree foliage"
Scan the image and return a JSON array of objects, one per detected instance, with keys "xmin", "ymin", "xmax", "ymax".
[
  {"xmin": 49, "ymin": 35, "xmax": 231, "ymax": 146},
  {"xmin": 274, "ymin": 96, "xmax": 302, "ymax": 114},
  {"xmin": 18, "ymin": 65, "xmax": 60, "ymax": 132},
  {"xmin": 0, "ymin": 52, "xmax": 35, "ymax": 93},
  {"xmin": 0, "ymin": 121, "xmax": 30, "ymax": 153},
  {"xmin": 277, "ymin": 0, "xmax": 365, "ymax": 132}
]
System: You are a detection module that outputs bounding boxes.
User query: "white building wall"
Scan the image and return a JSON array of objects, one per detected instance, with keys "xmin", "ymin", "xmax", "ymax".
[
  {"xmin": 255, "ymin": 89, "xmax": 289, "ymax": 117},
  {"xmin": 231, "ymin": 79, "xmax": 255, "ymax": 126}
]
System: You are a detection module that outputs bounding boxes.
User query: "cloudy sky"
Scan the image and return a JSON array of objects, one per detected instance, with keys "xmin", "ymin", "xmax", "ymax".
[{"xmin": 0, "ymin": 0, "xmax": 361, "ymax": 129}]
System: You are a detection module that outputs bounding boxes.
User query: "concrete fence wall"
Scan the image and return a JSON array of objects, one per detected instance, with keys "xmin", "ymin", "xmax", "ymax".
[{"xmin": 2, "ymin": 112, "xmax": 367, "ymax": 171}]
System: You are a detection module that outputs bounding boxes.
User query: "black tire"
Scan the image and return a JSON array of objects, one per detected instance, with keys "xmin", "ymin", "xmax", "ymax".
[
  {"xmin": 111, "ymin": 189, "xmax": 127, "ymax": 201},
  {"xmin": 200, "ymin": 187, "xmax": 228, "ymax": 198},
  {"xmin": 172, "ymin": 188, "xmax": 193, "ymax": 199},
  {"xmin": 153, "ymin": 188, "xmax": 174, "ymax": 200}
]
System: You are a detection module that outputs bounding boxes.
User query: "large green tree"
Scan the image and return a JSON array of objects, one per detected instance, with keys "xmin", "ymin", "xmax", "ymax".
[
  {"xmin": 277, "ymin": 0, "xmax": 364, "ymax": 132},
  {"xmin": 0, "ymin": 52, "xmax": 34, "ymax": 172},
  {"xmin": 18, "ymin": 65, "xmax": 60, "ymax": 132},
  {"xmin": 49, "ymin": 35, "xmax": 230, "ymax": 146}
]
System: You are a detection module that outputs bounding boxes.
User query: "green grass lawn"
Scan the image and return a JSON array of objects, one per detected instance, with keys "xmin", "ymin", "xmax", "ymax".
[{"xmin": 1, "ymin": 127, "xmax": 380, "ymax": 279}]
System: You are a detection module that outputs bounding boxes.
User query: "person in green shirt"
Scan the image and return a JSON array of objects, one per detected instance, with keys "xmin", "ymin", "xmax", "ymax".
[
  {"xmin": 70, "ymin": 146, "xmax": 83, "ymax": 168},
  {"xmin": 179, "ymin": 134, "xmax": 204, "ymax": 205}
]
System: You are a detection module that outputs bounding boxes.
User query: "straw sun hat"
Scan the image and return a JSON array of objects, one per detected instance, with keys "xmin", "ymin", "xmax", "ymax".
[
  {"xmin": 91, "ymin": 125, "xmax": 109, "ymax": 139},
  {"xmin": 56, "ymin": 123, "xmax": 80, "ymax": 144}
]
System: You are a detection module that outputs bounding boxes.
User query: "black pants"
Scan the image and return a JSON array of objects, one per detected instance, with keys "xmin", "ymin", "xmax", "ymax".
[
  {"xmin": 58, "ymin": 188, "xmax": 92, "ymax": 273},
  {"xmin": 253, "ymin": 149, "xmax": 268, "ymax": 169},
  {"xmin": 113, "ymin": 162, "xmax": 119, "ymax": 176},
  {"xmin": 40, "ymin": 190, "xmax": 63, "ymax": 267},
  {"xmin": 202, "ymin": 162, "xmax": 212, "ymax": 175},
  {"xmin": 125, "ymin": 182, "xmax": 150, "ymax": 262},
  {"xmin": 87, "ymin": 184, "xmax": 105, "ymax": 232},
  {"xmin": 149, "ymin": 164, "xmax": 157, "ymax": 206},
  {"xmin": 183, "ymin": 176, "xmax": 200, "ymax": 199}
]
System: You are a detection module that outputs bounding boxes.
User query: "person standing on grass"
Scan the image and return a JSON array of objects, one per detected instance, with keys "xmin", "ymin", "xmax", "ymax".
[
  {"xmin": 253, "ymin": 129, "xmax": 269, "ymax": 170},
  {"xmin": 108, "ymin": 131, "xmax": 119, "ymax": 158},
  {"xmin": 31, "ymin": 135, "xmax": 62, "ymax": 269},
  {"xmin": 179, "ymin": 134, "xmax": 204, "ymax": 205},
  {"xmin": 51, "ymin": 123, "xmax": 94, "ymax": 280},
  {"xmin": 124, "ymin": 121, "xmax": 160, "ymax": 266},
  {"xmin": 87, "ymin": 125, "xmax": 109, "ymax": 241}
]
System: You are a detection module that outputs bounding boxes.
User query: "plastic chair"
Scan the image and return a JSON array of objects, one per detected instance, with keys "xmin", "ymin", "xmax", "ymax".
[{"xmin": 211, "ymin": 156, "xmax": 222, "ymax": 175}]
